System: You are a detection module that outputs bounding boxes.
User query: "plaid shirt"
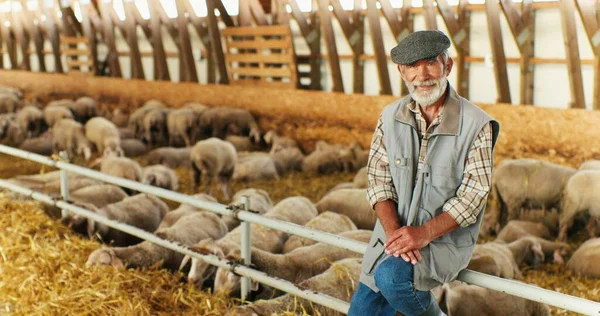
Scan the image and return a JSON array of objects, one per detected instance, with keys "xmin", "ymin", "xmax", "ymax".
[{"xmin": 366, "ymin": 101, "xmax": 494, "ymax": 227}]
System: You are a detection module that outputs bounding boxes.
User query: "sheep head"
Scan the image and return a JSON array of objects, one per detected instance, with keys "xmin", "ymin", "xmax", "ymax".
[
  {"xmin": 181, "ymin": 239, "xmax": 225, "ymax": 288},
  {"xmin": 86, "ymin": 248, "xmax": 124, "ymax": 268},
  {"xmin": 263, "ymin": 130, "xmax": 276, "ymax": 146},
  {"xmin": 77, "ymin": 143, "xmax": 92, "ymax": 161},
  {"xmin": 214, "ymin": 249, "xmax": 259, "ymax": 297},
  {"xmin": 524, "ymin": 238, "xmax": 545, "ymax": 267},
  {"xmin": 103, "ymin": 138, "xmax": 124, "ymax": 158}
]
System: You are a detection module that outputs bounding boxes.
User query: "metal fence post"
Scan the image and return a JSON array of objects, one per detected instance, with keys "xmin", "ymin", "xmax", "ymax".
[
  {"xmin": 59, "ymin": 151, "xmax": 69, "ymax": 218},
  {"xmin": 240, "ymin": 195, "xmax": 251, "ymax": 301}
]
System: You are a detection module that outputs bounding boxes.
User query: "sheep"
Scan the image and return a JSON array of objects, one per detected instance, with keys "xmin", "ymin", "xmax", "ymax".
[
  {"xmin": 142, "ymin": 164, "xmax": 179, "ymax": 191},
  {"xmin": 89, "ymin": 155, "xmax": 143, "ymax": 194},
  {"xmin": 181, "ymin": 102, "xmax": 208, "ymax": 113},
  {"xmin": 489, "ymin": 159, "xmax": 576, "ymax": 234},
  {"xmin": 69, "ymin": 184, "xmax": 128, "ymax": 208},
  {"xmin": 120, "ymin": 139, "xmax": 148, "ymax": 157},
  {"xmin": 128, "ymin": 99, "xmax": 166, "ymax": 139},
  {"xmin": 183, "ymin": 196, "xmax": 318, "ymax": 287},
  {"xmin": 85, "ymin": 117, "xmax": 124, "ymax": 157},
  {"xmin": 579, "ymin": 160, "xmax": 600, "ymax": 171},
  {"xmin": 190, "ymin": 138, "xmax": 237, "ymax": 200},
  {"xmin": 214, "ymin": 230, "xmax": 371, "ymax": 298},
  {"xmin": 263, "ymin": 129, "xmax": 298, "ymax": 152},
  {"xmin": 350, "ymin": 142, "xmax": 369, "ymax": 169},
  {"xmin": 70, "ymin": 96, "xmax": 98, "ymax": 123},
  {"xmin": 436, "ymin": 281, "xmax": 550, "ymax": 316},
  {"xmin": 142, "ymin": 108, "xmax": 170, "ymax": 147},
  {"xmin": 302, "ymin": 144, "xmax": 356, "ymax": 174},
  {"xmin": 353, "ymin": 166, "xmax": 367, "ymax": 189},
  {"xmin": 283, "ymin": 211, "xmax": 357, "ymax": 253},
  {"xmin": 221, "ymin": 188, "xmax": 274, "ymax": 231},
  {"xmin": 118, "ymin": 127, "xmax": 135, "ymax": 139},
  {"xmin": 15, "ymin": 105, "xmax": 45, "ymax": 138},
  {"xmin": 52, "ymin": 119, "xmax": 92, "ymax": 160},
  {"xmin": 19, "ymin": 134, "xmax": 53, "ymax": 155},
  {"xmin": 558, "ymin": 170, "xmax": 600, "ymax": 242},
  {"xmin": 167, "ymin": 107, "xmax": 202, "ymax": 147},
  {"xmin": 232, "ymin": 152, "xmax": 279, "ymax": 182},
  {"xmin": 43, "ymin": 104, "xmax": 74, "ymax": 127},
  {"xmin": 315, "ymin": 188, "xmax": 377, "ymax": 230},
  {"xmin": 326, "ymin": 182, "xmax": 355, "ymax": 195},
  {"xmin": 467, "ymin": 237, "xmax": 545, "ymax": 280},
  {"xmin": 110, "ymin": 108, "xmax": 129, "ymax": 128},
  {"xmin": 0, "ymin": 119, "xmax": 25, "ymax": 146},
  {"xmin": 67, "ymin": 194, "xmax": 169, "ymax": 246},
  {"xmin": 270, "ymin": 146, "xmax": 304, "ymax": 176},
  {"xmin": 145, "ymin": 146, "xmax": 191, "ymax": 168},
  {"xmin": 87, "ymin": 210, "xmax": 228, "ymax": 271},
  {"xmin": 225, "ymin": 258, "xmax": 362, "ymax": 316},
  {"xmin": 157, "ymin": 193, "xmax": 218, "ymax": 229},
  {"xmin": 566, "ymin": 238, "xmax": 600, "ymax": 278},
  {"xmin": 200, "ymin": 106, "xmax": 261, "ymax": 144},
  {"xmin": 0, "ymin": 86, "xmax": 23, "ymax": 99},
  {"xmin": 225, "ymin": 135, "xmax": 257, "ymax": 152},
  {"xmin": 496, "ymin": 220, "xmax": 571, "ymax": 264},
  {"xmin": 0, "ymin": 93, "xmax": 19, "ymax": 114}
]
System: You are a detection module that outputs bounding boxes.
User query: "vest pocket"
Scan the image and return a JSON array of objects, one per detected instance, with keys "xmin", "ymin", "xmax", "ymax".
[{"xmin": 364, "ymin": 238, "xmax": 386, "ymax": 276}]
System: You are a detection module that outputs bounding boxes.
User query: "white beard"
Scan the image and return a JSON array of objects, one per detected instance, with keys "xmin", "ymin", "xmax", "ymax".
[{"xmin": 404, "ymin": 75, "xmax": 448, "ymax": 107}]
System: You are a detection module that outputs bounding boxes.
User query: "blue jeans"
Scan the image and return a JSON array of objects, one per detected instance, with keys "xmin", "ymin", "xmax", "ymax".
[{"xmin": 348, "ymin": 256, "xmax": 432, "ymax": 316}]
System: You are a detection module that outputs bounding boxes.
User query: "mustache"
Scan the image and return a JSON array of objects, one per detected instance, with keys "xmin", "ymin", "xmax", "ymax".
[{"xmin": 412, "ymin": 80, "xmax": 440, "ymax": 87}]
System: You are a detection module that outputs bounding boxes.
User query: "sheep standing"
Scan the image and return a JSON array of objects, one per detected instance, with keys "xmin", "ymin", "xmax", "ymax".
[
  {"xmin": 70, "ymin": 96, "xmax": 98, "ymax": 123},
  {"xmin": 200, "ymin": 107, "xmax": 261, "ymax": 144},
  {"xmin": 566, "ymin": 238, "xmax": 600, "ymax": 278},
  {"xmin": 85, "ymin": 117, "xmax": 124, "ymax": 157},
  {"xmin": 145, "ymin": 147, "xmax": 191, "ymax": 168},
  {"xmin": 142, "ymin": 108, "xmax": 170, "ymax": 147},
  {"xmin": 43, "ymin": 105, "xmax": 73, "ymax": 127},
  {"xmin": 128, "ymin": 99, "xmax": 166, "ymax": 139},
  {"xmin": 52, "ymin": 119, "xmax": 93, "ymax": 160},
  {"xmin": 467, "ymin": 237, "xmax": 544, "ymax": 279},
  {"xmin": 315, "ymin": 188, "xmax": 377, "ymax": 230},
  {"xmin": 558, "ymin": 170, "xmax": 600, "ymax": 242},
  {"xmin": 225, "ymin": 135, "xmax": 257, "ymax": 152},
  {"xmin": 490, "ymin": 159, "xmax": 576, "ymax": 233},
  {"xmin": 225, "ymin": 258, "xmax": 362, "ymax": 316},
  {"xmin": 167, "ymin": 107, "xmax": 202, "ymax": 147},
  {"xmin": 15, "ymin": 105, "xmax": 45, "ymax": 138},
  {"xmin": 190, "ymin": 138, "xmax": 237, "ymax": 200},
  {"xmin": 0, "ymin": 93, "xmax": 19, "ymax": 114},
  {"xmin": 142, "ymin": 164, "xmax": 179, "ymax": 191},
  {"xmin": 283, "ymin": 211, "xmax": 357, "ymax": 253},
  {"xmin": 91, "ymin": 155, "xmax": 143, "ymax": 194},
  {"xmin": 222, "ymin": 188, "xmax": 273, "ymax": 231},
  {"xmin": 87, "ymin": 210, "xmax": 228, "ymax": 271}
]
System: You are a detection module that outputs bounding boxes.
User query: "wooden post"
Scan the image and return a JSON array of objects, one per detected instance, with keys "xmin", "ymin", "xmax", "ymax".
[
  {"xmin": 249, "ymin": 0, "xmax": 269, "ymax": 25},
  {"xmin": 39, "ymin": 0, "xmax": 63, "ymax": 73},
  {"xmin": 207, "ymin": 0, "xmax": 228, "ymax": 84},
  {"xmin": 499, "ymin": 0, "xmax": 535, "ymax": 105},
  {"xmin": 575, "ymin": 0, "xmax": 600, "ymax": 110},
  {"xmin": 423, "ymin": 0, "xmax": 438, "ymax": 30},
  {"xmin": 99, "ymin": 2, "xmax": 121, "ymax": 77},
  {"xmin": 239, "ymin": 0, "xmax": 253, "ymax": 26},
  {"xmin": 485, "ymin": 0, "xmax": 511, "ymax": 103},
  {"xmin": 78, "ymin": 1, "xmax": 98, "ymax": 75},
  {"xmin": 366, "ymin": 0, "xmax": 392, "ymax": 95},
  {"xmin": 185, "ymin": 0, "xmax": 214, "ymax": 83},
  {"xmin": 20, "ymin": 0, "xmax": 46, "ymax": 72},
  {"xmin": 319, "ymin": 0, "xmax": 344, "ymax": 92},
  {"xmin": 175, "ymin": 0, "xmax": 197, "ymax": 82},
  {"xmin": 330, "ymin": 0, "xmax": 364, "ymax": 93},
  {"xmin": 271, "ymin": 0, "xmax": 289, "ymax": 25},
  {"xmin": 285, "ymin": 0, "xmax": 321, "ymax": 90},
  {"xmin": 123, "ymin": 0, "xmax": 145, "ymax": 79},
  {"xmin": 558, "ymin": 0, "xmax": 585, "ymax": 109},
  {"xmin": 11, "ymin": 4, "xmax": 31, "ymax": 70},
  {"xmin": 148, "ymin": 0, "xmax": 170, "ymax": 81},
  {"xmin": 1, "ymin": 14, "xmax": 19, "ymax": 69}
]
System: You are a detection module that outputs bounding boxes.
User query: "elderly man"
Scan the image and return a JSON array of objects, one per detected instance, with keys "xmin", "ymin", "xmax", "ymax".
[{"xmin": 348, "ymin": 30, "xmax": 500, "ymax": 316}]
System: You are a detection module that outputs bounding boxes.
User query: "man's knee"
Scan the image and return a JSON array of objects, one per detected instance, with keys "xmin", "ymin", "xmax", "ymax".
[{"xmin": 374, "ymin": 257, "xmax": 413, "ymax": 291}]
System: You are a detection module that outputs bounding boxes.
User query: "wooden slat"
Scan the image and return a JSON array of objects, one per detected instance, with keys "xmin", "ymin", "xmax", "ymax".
[
  {"xmin": 319, "ymin": 0, "xmax": 344, "ymax": 92},
  {"xmin": 239, "ymin": 0, "xmax": 253, "ymax": 26},
  {"xmin": 11, "ymin": 9, "xmax": 30, "ymax": 70},
  {"xmin": 559, "ymin": 0, "xmax": 585, "ymax": 109},
  {"xmin": 215, "ymin": 0, "xmax": 235, "ymax": 27},
  {"xmin": 230, "ymin": 66, "xmax": 292, "ymax": 77},
  {"xmin": 225, "ymin": 53, "xmax": 292, "ymax": 64},
  {"xmin": 79, "ymin": 2, "xmax": 98, "ymax": 75},
  {"xmin": 175, "ymin": 0, "xmax": 198, "ymax": 82},
  {"xmin": 207, "ymin": 0, "xmax": 228, "ymax": 84},
  {"xmin": 62, "ymin": 48, "xmax": 91, "ymax": 56},
  {"xmin": 227, "ymin": 39, "xmax": 290, "ymax": 49},
  {"xmin": 366, "ymin": 0, "xmax": 392, "ymax": 95},
  {"xmin": 40, "ymin": 2, "xmax": 63, "ymax": 73},
  {"xmin": 379, "ymin": 0, "xmax": 402, "ymax": 36},
  {"xmin": 231, "ymin": 79, "xmax": 296, "ymax": 89},
  {"xmin": 99, "ymin": 2, "xmax": 121, "ymax": 77},
  {"xmin": 284, "ymin": 0, "xmax": 320, "ymax": 89},
  {"xmin": 486, "ymin": 0, "xmax": 511, "ymax": 103},
  {"xmin": 60, "ymin": 36, "xmax": 88, "ymax": 44},
  {"xmin": 19, "ymin": 0, "xmax": 46, "ymax": 72},
  {"xmin": 123, "ymin": 1, "xmax": 145, "ymax": 79},
  {"xmin": 222, "ymin": 25, "xmax": 291, "ymax": 36},
  {"xmin": 437, "ymin": 0, "xmax": 470, "ymax": 97},
  {"xmin": 353, "ymin": 0, "xmax": 365, "ymax": 93},
  {"xmin": 185, "ymin": 0, "xmax": 214, "ymax": 83},
  {"xmin": 423, "ymin": 0, "xmax": 438, "ymax": 30},
  {"xmin": 149, "ymin": 0, "xmax": 170, "ymax": 81},
  {"xmin": 250, "ymin": 0, "xmax": 269, "ymax": 25},
  {"xmin": 575, "ymin": 0, "xmax": 600, "ymax": 110},
  {"xmin": 66, "ymin": 59, "xmax": 94, "ymax": 67}
]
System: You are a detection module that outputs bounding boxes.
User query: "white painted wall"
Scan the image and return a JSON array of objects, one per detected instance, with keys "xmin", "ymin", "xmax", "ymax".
[{"xmin": 2, "ymin": 4, "xmax": 596, "ymax": 110}]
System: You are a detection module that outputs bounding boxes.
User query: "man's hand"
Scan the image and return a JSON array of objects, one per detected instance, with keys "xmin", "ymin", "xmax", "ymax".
[{"xmin": 385, "ymin": 226, "xmax": 432, "ymax": 265}]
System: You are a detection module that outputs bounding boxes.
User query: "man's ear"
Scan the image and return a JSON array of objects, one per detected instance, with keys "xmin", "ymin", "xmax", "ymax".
[{"xmin": 446, "ymin": 57, "xmax": 454, "ymax": 75}]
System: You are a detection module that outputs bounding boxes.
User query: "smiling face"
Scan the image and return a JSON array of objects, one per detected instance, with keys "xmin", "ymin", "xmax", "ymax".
[{"xmin": 399, "ymin": 52, "xmax": 453, "ymax": 107}]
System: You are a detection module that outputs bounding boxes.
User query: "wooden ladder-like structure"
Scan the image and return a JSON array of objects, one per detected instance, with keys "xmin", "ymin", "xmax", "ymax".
[
  {"xmin": 221, "ymin": 25, "xmax": 298, "ymax": 89},
  {"xmin": 60, "ymin": 36, "xmax": 94, "ymax": 74}
]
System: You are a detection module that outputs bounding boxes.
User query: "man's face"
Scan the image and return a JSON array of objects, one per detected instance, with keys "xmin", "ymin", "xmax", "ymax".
[{"xmin": 399, "ymin": 55, "xmax": 453, "ymax": 107}]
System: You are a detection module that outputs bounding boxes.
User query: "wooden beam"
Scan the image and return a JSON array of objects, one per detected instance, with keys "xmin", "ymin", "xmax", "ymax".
[
  {"xmin": 239, "ymin": 0, "xmax": 253, "ymax": 26},
  {"xmin": 559, "ymin": 0, "xmax": 585, "ymax": 109},
  {"xmin": 39, "ymin": 0, "xmax": 63, "ymax": 73},
  {"xmin": 207, "ymin": 0, "xmax": 228, "ymax": 83},
  {"xmin": 215, "ymin": 0, "xmax": 235, "ymax": 27},
  {"xmin": 250, "ymin": 0, "xmax": 269, "ymax": 25},
  {"xmin": 175, "ymin": 0, "xmax": 197, "ymax": 82},
  {"xmin": 131, "ymin": 2, "xmax": 152, "ymax": 39},
  {"xmin": 271, "ymin": 0, "xmax": 289, "ymax": 25},
  {"xmin": 486, "ymin": 0, "xmax": 511, "ymax": 103},
  {"xmin": 63, "ymin": 6, "xmax": 83, "ymax": 35},
  {"xmin": 11, "ymin": 7, "xmax": 31, "ymax": 70},
  {"xmin": 378, "ymin": 0, "xmax": 412, "ymax": 96},
  {"xmin": 319, "ymin": 0, "xmax": 344, "ymax": 92},
  {"xmin": 285, "ymin": 0, "xmax": 321, "ymax": 89},
  {"xmin": 99, "ymin": 2, "xmax": 122, "ymax": 77},
  {"xmin": 330, "ymin": 0, "xmax": 364, "ymax": 93},
  {"xmin": 148, "ymin": 0, "xmax": 170, "ymax": 81},
  {"xmin": 436, "ymin": 0, "xmax": 470, "ymax": 97},
  {"xmin": 575, "ymin": 0, "xmax": 600, "ymax": 110},
  {"xmin": 78, "ymin": 2, "xmax": 98, "ymax": 75},
  {"xmin": 366, "ymin": 0, "xmax": 392, "ymax": 95},
  {"xmin": 123, "ymin": 1, "xmax": 145, "ymax": 79},
  {"xmin": 185, "ymin": 0, "xmax": 214, "ymax": 83},
  {"xmin": 423, "ymin": 0, "xmax": 438, "ymax": 30},
  {"xmin": 20, "ymin": 0, "xmax": 46, "ymax": 72},
  {"xmin": 0, "ymin": 14, "xmax": 17, "ymax": 69}
]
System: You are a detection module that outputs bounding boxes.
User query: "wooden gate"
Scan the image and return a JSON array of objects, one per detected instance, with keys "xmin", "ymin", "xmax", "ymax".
[{"xmin": 60, "ymin": 36, "xmax": 94, "ymax": 74}]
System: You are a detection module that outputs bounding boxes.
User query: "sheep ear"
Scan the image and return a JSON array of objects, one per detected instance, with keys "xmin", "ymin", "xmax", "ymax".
[
  {"xmin": 87, "ymin": 218, "xmax": 96, "ymax": 238},
  {"xmin": 179, "ymin": 255, "xmax": 191, "ymax": 271},
  {"xmin": 251, "ymin": 279, "xmax": 259, "ymax": 291}
]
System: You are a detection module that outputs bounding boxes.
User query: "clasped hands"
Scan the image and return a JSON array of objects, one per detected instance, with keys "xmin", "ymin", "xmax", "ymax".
[{"xmin": 384, "ymin": 225, "xmax": 432, "ymax": 266}]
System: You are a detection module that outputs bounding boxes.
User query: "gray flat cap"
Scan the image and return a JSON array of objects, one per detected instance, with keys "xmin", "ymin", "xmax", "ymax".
[{"xmin": 391, "ymin": 30, "xmax": 451, "ymax": 65}]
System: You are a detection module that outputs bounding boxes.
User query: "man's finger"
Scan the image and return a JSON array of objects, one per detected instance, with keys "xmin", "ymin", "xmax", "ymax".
[
  {"xmin": 404, "ymin": 250, "xmax": 418, "ymax": 265},
  {"xmin": 414, "ymin": 249, "xmax": 422, "ymax": 261},
  {"xmin": 400, "ymin": 253, "xmax": 410, "ymax": 262},
  {"xmin": 385, "ymin": 229, "xmax": 404, "ymax": 247}
]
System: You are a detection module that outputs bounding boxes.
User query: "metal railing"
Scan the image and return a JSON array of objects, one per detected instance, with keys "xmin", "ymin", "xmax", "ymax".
[{"xmin": 0, "ymin": 144, "xmax": 599, "ymax": 315}]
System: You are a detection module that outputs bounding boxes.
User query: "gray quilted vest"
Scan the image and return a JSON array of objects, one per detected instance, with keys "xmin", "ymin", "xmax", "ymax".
[{"xmin": 359, "ymin": 86, "xmax": 500, "ymax": 292}]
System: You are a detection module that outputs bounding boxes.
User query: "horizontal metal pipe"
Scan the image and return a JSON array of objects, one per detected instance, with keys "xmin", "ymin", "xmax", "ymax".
[{"xmin": 0, "ymin": 179, "xmax": 350, "ymax": 314}]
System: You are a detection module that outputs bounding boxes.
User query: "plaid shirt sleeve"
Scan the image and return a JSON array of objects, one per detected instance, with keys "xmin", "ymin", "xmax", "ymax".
[
  {"xmin": 366, "ymin": 115, "xmax": 398, "ymax": 209},
  {"xmin": 443, "ymin": 122, "xmax": 494, "ymax": 227}
]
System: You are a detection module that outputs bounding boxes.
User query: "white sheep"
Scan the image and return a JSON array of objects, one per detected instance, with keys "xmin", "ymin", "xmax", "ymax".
[
  {"xmin": 19, "ymin": 134, "xmax": 53, "ymax": 155},
  {"xmin": 578, "ymin": 160, "xmax": 600, "ymax": 170},
  {"xmin": 283, "ymin": 211, "xmax": 357, "ymax": 253},
  {"xmin": 110, "ymin": 108, "xmax": 129, "ymax": 128},
  {"xmin": 85, "ymin": 117, "xmax": 124, "ymax": 157},
  {"xmin": 183, "ymin": 196, "xmax": 318, "ymax": 288},
  {"xmin": 68, "ymin": 194, "xmax": 169, "ymax": 246},
  {"xmin": 0, "ymin": 93, "xmax": 19, "ymax": 114},
  {"xmin": 0, "ymin": 118, "xmax": 25, "ymax": 146},
  {"xmin": 225, "ymin": 135, "xmax": 257, "ymax": 152},
  {"xmin": 52, "ymin": 118, "xmax": 93, "ymax": 160},
  {"xmin": 142, "ymin": 164, "xmax": 179, "ymax": 191},
  {"xmin": 225, "ymin": 258, "xmax": 362, "ymax": 316},
  {"xmin": 200, "ymin": 106, "xmax": 261, "ymax": 143},
  {"xmin": 496, "ymin": 220, "xmax": 571, "ymax": 264},
  {"xmin": 214, "ymin": 230, "xmax": 371, "ymax": 297},
  {"xmin": 167, "ymin": 107, "xmax": 202, "ymax": 147},
  {"xmin": 157, "ymin": 193, "xmax": 218, "ymax": 229},
  {"xmin": 352, "ymin": 166, "xmax": 367, "ymax": 189},
  {"xmin": 69, "ymin": 184, "xmax": 128, "ymax": 208},
  {"xmin": 270, "ymin": 146, "xmax": 304, "ymax": 176},
  {"xmin": 436, "ymin": 281, "xmax": 550, "ymax": 316},
  {"xmin": 89, "ymin": 155, "xmax": 143, "ymax": 195},
  {"xmin": 120, "ymin": 139, "xmax": 149, "ymax": 157},
  {"xmin": 190, "ymin": 138, "xmax": 237, "ymax": 200},
  {"xmin": 142, "ymin": 108, "xmax": 170, "ymax": 146},
  {"xmin": 558, "ymin": 170, "xmax": 600, "ymax": 242},
  {"xmin": 145, "ymin": 146, "xmax": 192, "ymax": 168},
  {"xmin": 221, "ymin": 188, "xmax": 274, "ymax": 231},
  {"xmin": 43, "ymin": 105, "xmax": 74, "ymax": 127},
  {"xmin": 0, "ymin": 86, "xmax": 23, "ymax": 99},
  {"xmin": 350, "ymin": 142, "xmax": 369, "ymax": 169},
  {"xmin": 467, "ymin": 237, "xmax": 545, "ymax": 280},
  {"xmin": 315, "ymin": 188, "xmax": 377, "ymax": 230},
  {"xmin": 70, "ymin": 96, "xmax": 98, "ymax": 123},
  {"xmin": 302, "ymin": 143, "xmax": 356, "ymax": 174},
  {"xmin": 86, "ymin": 210, "xmax": 228, "ymax": 271},
  {"xmin": 128, "ymin": 99, "xmax": 166, "ymax": 139},
  {"xmin": 15, "ymin": 105, "xmax": 45, "ymax": 138},
  {"xmin": 566, "ymin": 238, "xmax": 600, "ymax": 278},
  {"xmin": 264, "ymin": 129, "xmax": 298, "ymax": 152},
  {"xmin": 232, "ymin": 152, "xmax": 279, "ymax": 182},
  {"xmin": 489, "ymin": 159, "xmax": 576, "ymax": 234}
]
